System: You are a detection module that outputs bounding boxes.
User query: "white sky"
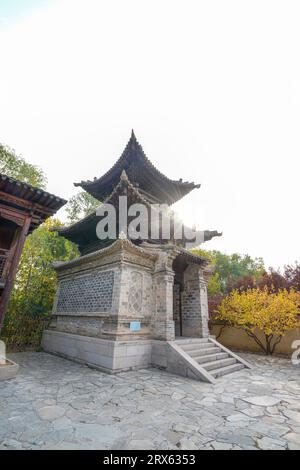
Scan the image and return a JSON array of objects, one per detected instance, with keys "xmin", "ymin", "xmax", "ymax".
[{"xmin": 0, "ymin": 0, "xmax": 299, "ymax": 269}]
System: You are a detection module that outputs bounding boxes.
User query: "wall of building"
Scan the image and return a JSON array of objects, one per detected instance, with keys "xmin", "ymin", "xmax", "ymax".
[
  {"xmin": 42, "ymin": 330, "xmax": 152, "ymax": 372},
  {"xmin": 51, "ymin": 264, "xmax": 121, "ymax": 340},
  {"xmin": 211, "ymin": 324, "xmax": 300, "ymax": 357},
  {"xmin": 151, "ymin": 270, "xmax": 175, "ymax": 340},
  {"xmin": 181, "ymin": 265, "xmax": 209, "ymax": 338},
  {"xmin": 173, "ymin": 283, "xmax": 181, "ymax": 336},
  {"xmin": 117, "ymin": 264, "xmax": 153, "ymax": 333},
  {"xmin": 43, "ymin": 242, "xmax": 212, "ymax": 373},
  {"xmin": 56, "ymin": 269, "xmax": 115, "ymax": 315},
  {"xmin": 50, "ymin": 241, "xmax": 157, "ymax": 341}
]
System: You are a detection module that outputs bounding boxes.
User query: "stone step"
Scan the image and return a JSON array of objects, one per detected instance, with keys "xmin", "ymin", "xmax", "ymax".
[
  {"xmin": 201, "ymin": 357, "xmax": 237, "ymax": 371},
  {"xmin": 196, "ymin": 352, "xmax": 229, "ymax": 364},
  {"xmin": 210, "ymin": 363, "xmax": 245, "ymax": 378},
  {"xmin": 192, "ymin": 347, "xmax": 222, "ymax": 359},
  {"xmin": 175, "ymin": 338, "xmax": 210, "ymax": 345},
  {"xmin": 180, "ymin": 342, "xmax": 213, "ymax": 352},
  {"xmin": 173, "ymin": 338, "xmax": 250, "ymax": 381}
]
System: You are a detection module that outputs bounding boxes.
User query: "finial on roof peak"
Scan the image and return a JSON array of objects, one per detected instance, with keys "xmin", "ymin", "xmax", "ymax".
[
  {"xmin": 120, "ymin": 169, "xmax": 128, "ymax": 180},
  {"xmin": 119, "ymin": 230, "xmax": 127, "ymax": 240},
  {"xmin": 131, "ymin": 129, "xmax": 136, "ymax": 140}
]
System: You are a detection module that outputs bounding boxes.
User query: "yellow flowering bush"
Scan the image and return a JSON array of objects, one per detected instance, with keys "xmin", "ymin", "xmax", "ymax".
[{"xmin": 217, "ymin": 288, "xmax": 300, "ymax": 354}]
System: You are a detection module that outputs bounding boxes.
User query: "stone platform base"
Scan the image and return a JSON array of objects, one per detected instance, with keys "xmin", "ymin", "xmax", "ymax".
[
  {"xmin": 42, "ymin": 330, "xmax": 248, "ymax": 382},
  {"xmin": 42, "ymin": 330, "xmax": 152, "ymax": 373},
  {"xmin": 42, "ymin": 330, "xmax": 213, "ymax": 377},
  {"xmin": 0, "ymin": 359, "xmax": 19, "ymax": 381}
]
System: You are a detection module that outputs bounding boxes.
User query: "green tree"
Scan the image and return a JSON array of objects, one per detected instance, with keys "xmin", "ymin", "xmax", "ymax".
[
  {"xmin": 8, "ymin": 218, "xmax": 78, "ymax": 316},
  {"xmin": 213, "ymin": 252, "xmax": 264, "ymax": 292},
  {"xmin": 190, "ymin": 248, "xmax": 221, "ymax": 297},
  {"xmin": 65, "ymin": 191, "xmax": 100, "ymax": 224},
  {"xmin": 1, "ymin": 218, "xmax": 79, "ymax": 349},
  {"xmin": 192, "ymin": 249, "xmax": 265, "ymax": 294},
  {"xmin": 0, "ymin": 143, "xmax": 46, "ymax": 188}
]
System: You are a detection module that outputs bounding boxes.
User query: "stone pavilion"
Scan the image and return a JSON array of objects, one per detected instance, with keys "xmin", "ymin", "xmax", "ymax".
[{"xmin": 42, "ymin": 132, "xmax": 250, "ymax": 382}]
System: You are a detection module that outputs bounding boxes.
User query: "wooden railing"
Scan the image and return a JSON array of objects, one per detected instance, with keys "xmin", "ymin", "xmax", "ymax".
[{"xmin": 0, "ymin": 248, "xmax": 10, "ymax": 282}]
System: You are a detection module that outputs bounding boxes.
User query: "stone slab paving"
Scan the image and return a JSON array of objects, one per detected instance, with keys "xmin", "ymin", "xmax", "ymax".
[{"xmin": 0, "ymin": 352, "xmax": 300, "ymax": 450}]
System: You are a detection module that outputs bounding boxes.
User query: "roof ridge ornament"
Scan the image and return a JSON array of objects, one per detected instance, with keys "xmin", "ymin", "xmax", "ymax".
[
  {"xmin": 129, "ymin": 129, "xmax": 138, "ymax": 150},
  {"xmin": 118, "ymin": 230, "xmax": 127, "ymax": 240},
  {"xmin": 120, "ymin": 169, "xmax": 128, "ymax": 181}
]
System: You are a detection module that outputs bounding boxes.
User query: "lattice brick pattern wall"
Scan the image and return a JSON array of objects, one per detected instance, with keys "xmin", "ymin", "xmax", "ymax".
[{"xmin": 56, "ymin": 270, "xmax": 114, "ymax": 313}]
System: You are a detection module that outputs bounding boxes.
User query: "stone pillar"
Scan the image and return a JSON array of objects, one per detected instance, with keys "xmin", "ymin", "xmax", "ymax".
[
  {"xmin": 151, "ymin": 249, "xmax": 175, "ymax": 341},
  {"xmin": 152, "ymin": 271, "xmax": 175, "ymax": 340},
  {"xmin": 173, "ymin": 283, "xmax": 181, "ymax": 336},
  {"xmin": 181, "ymin": 264, "xmax": 209, "ymax": 338}
]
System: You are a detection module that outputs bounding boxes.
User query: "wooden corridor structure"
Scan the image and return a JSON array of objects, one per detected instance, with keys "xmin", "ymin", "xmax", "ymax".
[{"xmin": 0, "ymin": 174, "xmax": 66, "ymax": 327}]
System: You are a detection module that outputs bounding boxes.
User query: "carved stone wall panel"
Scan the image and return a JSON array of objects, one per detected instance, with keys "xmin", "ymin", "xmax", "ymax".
[{"xmin": 128, "ymin": 271, "xmax": 143, "ymax": 314}]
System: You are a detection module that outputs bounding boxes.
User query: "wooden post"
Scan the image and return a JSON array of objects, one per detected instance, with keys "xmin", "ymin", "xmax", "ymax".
[{"xmin": 0, "ymin": 216, "xmax": 31, "ymax": 329}]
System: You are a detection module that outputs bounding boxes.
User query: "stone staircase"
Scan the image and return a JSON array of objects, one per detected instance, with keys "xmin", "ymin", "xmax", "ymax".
[{"xmin": 173, "ymin": 337, "xmax": 251, "ymax": 382}]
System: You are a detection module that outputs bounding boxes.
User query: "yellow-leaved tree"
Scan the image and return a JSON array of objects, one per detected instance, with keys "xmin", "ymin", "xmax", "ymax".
[{"xmin": 217, "ymin": 288, "xmax": 300, "ymax": 354}]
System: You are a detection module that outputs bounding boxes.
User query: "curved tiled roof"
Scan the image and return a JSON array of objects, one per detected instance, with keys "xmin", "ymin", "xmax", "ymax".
[
  {"xmin": 74, "ymin": 131, "xmax": 200, "ymax": 205},
  {"xmin": 0, "ymin": 173, "xmax": 66, "ymax": 232},
  {"xmin": 53, "ymin": 233, "xmax": 158, "ymax": 272},
  {"xmin": 55, "ymin": 170, "xmax": 152, "ymax": 237}
]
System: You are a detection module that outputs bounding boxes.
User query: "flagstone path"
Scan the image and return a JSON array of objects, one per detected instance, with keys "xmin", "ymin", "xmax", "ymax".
[{"xmin": 1, "ymin": 351, "xmax": 300, "ymax": 450}]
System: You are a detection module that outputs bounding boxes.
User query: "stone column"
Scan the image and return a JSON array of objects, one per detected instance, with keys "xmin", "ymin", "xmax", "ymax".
[
  {"xmin": 181, "ymin": 264, "xmax": 209, "ymax": 338},
  {"xmin": 173, "ymin": 283, "xmax": 181, "ymax": 336},
  {"xmin": 150, "ymin": 249, "xmax": 176, "ymax": 341}
]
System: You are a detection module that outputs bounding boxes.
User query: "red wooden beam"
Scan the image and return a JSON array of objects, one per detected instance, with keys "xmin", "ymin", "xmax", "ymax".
[
  {"xmin": 0, "ymin": 215, "xmax": 32, "ymax": 329},
  {"xmin": 0, "ymin": 190, "xmax": 54, "ymax": 216}
]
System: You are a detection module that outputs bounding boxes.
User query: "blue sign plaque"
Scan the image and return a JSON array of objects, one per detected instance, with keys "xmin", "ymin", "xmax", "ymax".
[{"xmin": 130, "ymin": 321, "xmax": 141, "ymax": 331}]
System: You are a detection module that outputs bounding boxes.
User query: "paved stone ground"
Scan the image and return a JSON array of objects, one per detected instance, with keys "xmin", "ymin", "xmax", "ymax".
[{"xmin": 1, "ymin": 351, "xmax": 300, "ymax": 450}]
